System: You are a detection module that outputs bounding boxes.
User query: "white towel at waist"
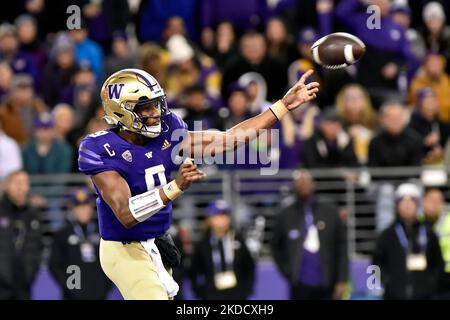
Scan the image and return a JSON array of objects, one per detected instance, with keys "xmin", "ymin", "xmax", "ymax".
[{"xmin": 140, "ymin": 238, "xmax": 179, "ymax": 299}]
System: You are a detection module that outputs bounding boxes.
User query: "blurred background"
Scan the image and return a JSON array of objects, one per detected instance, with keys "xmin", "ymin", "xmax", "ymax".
[{"xmin": 0, "ymin": 0, "xmax": 450, "ymax": 300}]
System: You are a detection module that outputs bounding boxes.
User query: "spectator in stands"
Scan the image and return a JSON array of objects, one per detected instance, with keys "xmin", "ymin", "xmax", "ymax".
[
  {"xmin": 271, "ymin": 170, "xmax": 348, "ymax": 300},
  {"xmin": 335, "ymin": 84, "xmax": 377, "ymax": 165},
  {"xmin": 0, "ymin": 122, "xmax": 22, "ymax": 180},
  {"xmin": 0, "ymin": 23, "xmax": 38, "ymax": 88},
  {"xmin": 0, "ymin": 74, "xmax": 47, "ymax": 144},
  {"xmin": 0, "ymin": 170, "xmax": 43, "ymax": 299},
  {"xmin": 181, "ymin": 84, "xmax": 224, "ymax": 131},
  {"xmin": 162, "ymin": 16, "xmax": 191, "ymax": 45},
  {"xmin": 237, "ymin": 70, "xmax": 302, "ymax": 169},
  {"xmin": 373, "ymin": 183, "xmax": 444, "ymax": 299},
  {"xmin": 72, "ymin": 89, "xmax": 103, "ymax": 139},
  {"xmin": 60, "ymin": 61, "xmax": 97, "ymax": 106},
  {"xmin": 302, "ymin": 108, "xmax": 358, "ymax": 168},
  {"xmin": 165, "ymin": 35, "xmax": 221, "ymax": 102},
  {"xmin": 238, "ymin": 72, "xmax": 271, "ymax": 115},
  {"xmin": 14, "ymin": 14, "xmax": 47, "ymax": 88},
  {"xmin": 409, "ymin": 52, "xmax": 450, "ymax": 122},
  {"xmin": 287, "ymin": 28, "xmax": 320, "ymax": 88},
  {"xmin": 138, "ymin": 43, "xmax": 170, "ymax": 89},
  {"xmin": 189, "ymin": 199, "xmax": 255, "ymax": 300},
  {"xmin": 49, "ymin": 188, "xmax": 111, "ymax": 300},
  {"xmin": 81, "ymin": 0, "xmax": 130, "ymax": 53},
  {"xmin": 408, "ymin": 88, "xmax": 449, "ymax": 165},
  {"xmin": 421, "ymin": 2, "xmax": 450, "ymax": 72},
  {"xmin": 390, "ymin": 3, "xmax": 426, "ymax": 61},
  {"xmin": 52, "ymin": 103, "xmax": 76, "ymax": 145},
  {"xmin": 69, "ymin": 22, "xmax": 103, "ymax": 84},
  {"xmin": 0, "ymin": 60, "xmax": 13, "ymax": 101},
  {"xmin": 368, "ymin": 102, "xmax": 424, "ymax": 167},
  {"xmin": 224, "ymin": 83, "xmax": 251, "ymax": 130},
  {"xmin": 336, "ymin": 0, "xmax": 420, "ymax": 107},
  {"xmin": 213, "ymin": 21, "xmax": 238, "ymax": 70},
  {"xmin": 222, "ymin": 31, "xmax": 287, "ymax": 102},
  {"xmin": 42, "ymin": 33, "xmax": 78, "ymax": 107},
  {"xmin": 22, "ymin": 112, "xmax": 73, "ymax": 174},
  {"xmin": 265, "ymin": 17, "xmax": 297, "ymax": 70},
  {"xmin": 422, "ymin": 188, "xmax": 450, "ymax": 299},
  {"xmin": 104, "ymin": 31, "xmax": 136, "ymax": 80}
]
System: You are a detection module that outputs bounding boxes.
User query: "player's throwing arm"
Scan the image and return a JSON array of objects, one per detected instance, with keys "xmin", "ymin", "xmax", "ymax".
[{"xmin": 91, "ymin": 158, "xmax": 205, "ymax": 229}]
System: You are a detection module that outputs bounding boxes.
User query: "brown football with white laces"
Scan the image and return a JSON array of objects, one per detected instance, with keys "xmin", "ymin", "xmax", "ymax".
[{"xmin": 310, "ymin": 32, "xmax": 366, "ymax": 69}]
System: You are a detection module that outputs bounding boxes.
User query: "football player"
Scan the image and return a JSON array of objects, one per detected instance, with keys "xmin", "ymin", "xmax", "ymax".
[{"xmin": 78, "ymin": 68, "xmax": 319, "ymax": 299}]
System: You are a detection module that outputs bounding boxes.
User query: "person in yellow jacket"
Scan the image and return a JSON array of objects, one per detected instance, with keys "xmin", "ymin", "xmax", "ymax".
[
  {"xmin": 422, "ymin": 188, "xmax": 450, "ymax": 298},
  {"xmin": 409, "ymin": 53, "xmax": 450, "ymax": 122}
]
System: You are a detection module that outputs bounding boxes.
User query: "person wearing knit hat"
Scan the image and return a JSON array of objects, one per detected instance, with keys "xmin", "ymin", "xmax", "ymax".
[
  {"xmin": 421, "ymin": 1, "xmax": 450, "ymax": 74},
  {"xmin": 395, "ymin": 183, "xmax": 422, "ymax": 205},
  {"xmin": 423, "ymin": 2, "xmax": 446, "ymax": 24},
  {"xmin": 373, "ymin": 182, "xmax": 444, "ymax": 299},
  {"xmin": 166, "ymin": 34, "xmax": 194, "ymax": 64}
]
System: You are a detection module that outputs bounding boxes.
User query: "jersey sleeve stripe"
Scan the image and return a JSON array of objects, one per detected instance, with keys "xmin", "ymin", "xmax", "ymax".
[
  {"xmin": 78, "ymin": 154, "xmax": 104, "ymax": 166},
  {"xmin": 79, "ymin": 149, "xmax": 104, "ymax": 162},
  {"xmin": 79, "ymin": 145, "xmax": 102, "ymax": 160}
]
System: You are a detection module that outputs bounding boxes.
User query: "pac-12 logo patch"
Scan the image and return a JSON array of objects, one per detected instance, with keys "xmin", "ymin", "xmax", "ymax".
[
  {"xmin": 108, "ymin": 83, "xmax": 124, "ymax": 99},
  {"xmin": 122, "ymin": 150, "xmax": 133, "ymax": 162}
]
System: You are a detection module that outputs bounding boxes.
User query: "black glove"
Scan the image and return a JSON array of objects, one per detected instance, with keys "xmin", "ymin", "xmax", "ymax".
[{"xmin": 155, "ymin": 233, "xmax": 181, "ymax": 268}]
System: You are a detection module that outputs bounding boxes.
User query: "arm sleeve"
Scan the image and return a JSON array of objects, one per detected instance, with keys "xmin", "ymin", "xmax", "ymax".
[{"xmin": 78, "ymin": 134, "xmax": 116, "ymax": 175}]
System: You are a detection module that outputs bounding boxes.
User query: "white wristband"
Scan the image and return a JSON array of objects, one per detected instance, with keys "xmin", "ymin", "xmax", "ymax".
[{"xmin": 129, "ymin": 189, "xmax": 165, "ymax": 222}]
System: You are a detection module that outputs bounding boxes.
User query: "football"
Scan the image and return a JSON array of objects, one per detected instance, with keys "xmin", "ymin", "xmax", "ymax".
[{"xmin": 310, "ymin": 32, "xmax": 366, "ymax": 69}]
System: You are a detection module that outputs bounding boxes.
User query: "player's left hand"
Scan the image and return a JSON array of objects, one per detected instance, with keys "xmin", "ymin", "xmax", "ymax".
[{"xmin": 281, "ymin": 70, "xmax": 320, "ymax": 111}]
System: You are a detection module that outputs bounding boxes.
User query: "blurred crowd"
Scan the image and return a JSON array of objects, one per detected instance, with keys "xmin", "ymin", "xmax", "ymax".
[
  {"xmin": 1, "ymin": 0, "xmax": 450, "ymax": 300},
  {"xmin": 0, "ymin": 0, "xmax": 450, "ymax": 178}
]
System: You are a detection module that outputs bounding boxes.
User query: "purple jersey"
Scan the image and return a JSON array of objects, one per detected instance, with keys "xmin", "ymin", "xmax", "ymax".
[{"xmin": 78, "ymin": 112, "xmax": 188, "ymax": 241}]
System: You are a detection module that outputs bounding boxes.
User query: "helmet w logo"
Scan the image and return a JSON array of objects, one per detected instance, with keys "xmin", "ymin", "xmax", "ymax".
[{"xmin": 108, "ymin": 83, "xmax": 124, "ymax": 99}]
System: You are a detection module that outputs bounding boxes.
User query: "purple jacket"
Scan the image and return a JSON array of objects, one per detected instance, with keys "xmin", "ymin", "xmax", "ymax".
[{"xmin": 336, "ymin": 0, "xmax": 420, "ymax": 78}]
